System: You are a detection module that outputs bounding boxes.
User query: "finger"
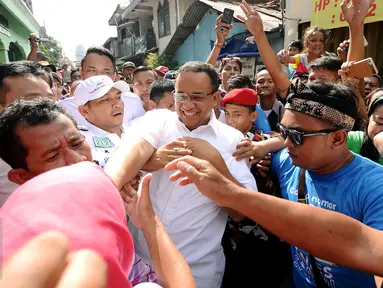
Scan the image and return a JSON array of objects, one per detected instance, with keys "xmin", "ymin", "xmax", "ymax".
[
  {"xmin": 56, "ymin": 250, "xmax": 107, "ymax": 288},
  {"xmin": 216, "ymin": 14, "xmax": 223, "ymax": 25},
  {"xmin": 167, "ymin": 140, "xmax": 187, "ymax": 149},
  {"xmin": 168, "ymin": 149, "xmax": 193, "ymax": 156},
  {"xmin": 122, "ymin": 184, "xmax": 136, "ymax": 198},
  {"xmin": 138, "ymin": 173, "xmax": 152, "ymax": 200},
  {"xmin": 242, "ymin": 0, "xmax": 251, "ymax": 14},
  {"xmin": 256, "ymin": 165, "xmax": 270, "ymax": 172},
  {"xmin": 165, "ymin": 155, "xmax": 203, "ymax": 172},
  {"xmin": 1, "ymin": 231, "xmax": 69, "ymax": 288},
  {"xmin": 236, "ymin": 14, "xmax": 246, "ymax": 23},
  {"xmin": 178, "ymin": 177, "xmax": 194, "ymax": 186},
  {"xmin": 234, "ymin": 149, "xmax": 255, "ymax": 160},
  {"xmin": 250, "ymin": 158, "xmax": 261, "ymax": 166},
  {"xmin": 169, "ymin": 170, "xmax": 184, "ymax": 182},
  {"xmin": 264, "ymin": 155, "xmax": 272, "ymax": 160}
]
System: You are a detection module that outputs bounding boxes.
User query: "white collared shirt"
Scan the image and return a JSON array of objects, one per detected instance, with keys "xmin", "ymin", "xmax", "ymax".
[
  {"xmin": 60, "ymin": 92, "xmax": 146, "ymax": 127},
  {"xmin": 0, "ymin": 158, "xmax": 19, "ymax": 207},
  {"xmin": 127, "ymin": 109, "xmax": 257, "ymax": 288},
  {"xmin": 80, "ymin": 122, "xmax": 127, "ymax": 168}
]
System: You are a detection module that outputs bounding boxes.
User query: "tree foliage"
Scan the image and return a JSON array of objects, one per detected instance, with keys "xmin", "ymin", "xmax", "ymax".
[
  {"xmin": 144, "ymin": 53, "xmax": 178, "ymax": 70},
  {"xmin": 39, "ymin": 36, "xmax": 63, "ymax": 67}
]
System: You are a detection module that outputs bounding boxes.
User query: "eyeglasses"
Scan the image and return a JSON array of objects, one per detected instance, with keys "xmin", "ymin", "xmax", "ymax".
[
  {"xmin": 277, "ymin": 124, "xmax": 338, "ymax": 146},
  {"xmin": 173, "ymin": 91, "xmax": 217, "ymax": 103}
]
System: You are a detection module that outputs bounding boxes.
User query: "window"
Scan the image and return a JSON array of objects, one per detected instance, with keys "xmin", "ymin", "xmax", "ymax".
[{"xmin": 157, "ymin": 0, "xmax": 170, "ymax": 38}]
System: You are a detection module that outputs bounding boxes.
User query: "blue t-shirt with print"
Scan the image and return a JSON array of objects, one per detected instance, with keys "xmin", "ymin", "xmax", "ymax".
[{"xmin": 271, "ymin": 149, "xmax": 383, "ymax": 288}]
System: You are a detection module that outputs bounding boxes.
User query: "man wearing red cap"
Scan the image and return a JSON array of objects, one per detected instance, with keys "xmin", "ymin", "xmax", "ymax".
[
  {"xmin": 220, "ymin": 88, "xmax": 292, "ymax": 287},
  {"xmin": 155, "ymin": 66, "xmax": 169, "ymax": 79}
]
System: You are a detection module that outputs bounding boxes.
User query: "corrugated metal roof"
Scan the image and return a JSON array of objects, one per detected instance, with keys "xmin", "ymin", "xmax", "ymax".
[
  {"xmin": 163, "ymin": 1, "xmax": 211, "ymax": 55},
  {"xmin": 163, "ymin": 0, "xmax": 282, "ymax": 55},
  {"xmin": 199, "ymin": 0, "xmax": 281, "ymax": 31}
]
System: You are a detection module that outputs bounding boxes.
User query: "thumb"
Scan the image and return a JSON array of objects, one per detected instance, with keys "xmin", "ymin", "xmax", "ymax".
[{"xmin": 138, "ymin": 173, "xmax": 152, "ymax": 200}]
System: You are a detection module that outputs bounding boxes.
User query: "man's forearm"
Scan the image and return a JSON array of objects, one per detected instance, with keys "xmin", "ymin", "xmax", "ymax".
[
  {"xmin": 206, "ymin": 44, "xmax": 222, "ymax": 67},
  {"xmin": 253, "ymin": 31, "xmax": 291, "ymax": 98},
  {"xmin": 142, "ymin": 216, "xmax": 196, "ymax": 288},
  {"xmin": 220, "ymin": 183, "xmax": 383, "ymax": 276},
  {"xmin": 348, "ymin": 24, "xmax": 365, "ymax": 62},
  {"xmin": 105, "ymin": 137, "xmax": 154, "ymax": 190},
  {"xmin": 27, "ymin": 48, "xmax": 39, "ymax": 62}
]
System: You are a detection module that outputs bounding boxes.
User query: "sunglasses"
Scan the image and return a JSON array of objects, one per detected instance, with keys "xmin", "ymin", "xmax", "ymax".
[
  {"xmin": 277, "ymin": 124, "xmax": 338, "ymax": 146},
  {"xmin": 222, "ymin": 57, "xmax": 241, "ymax": 62}
]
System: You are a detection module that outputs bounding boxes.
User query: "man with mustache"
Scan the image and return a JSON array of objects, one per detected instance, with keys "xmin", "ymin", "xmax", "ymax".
[{"xmin": 75, "ymin": 75, "xmax": 130, "ymax": 167}]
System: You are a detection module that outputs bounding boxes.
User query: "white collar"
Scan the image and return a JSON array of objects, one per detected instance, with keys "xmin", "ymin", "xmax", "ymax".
[
  {"xmin": 85, "ymin": 121, "xmax": 126, "ymax": 137},
  {"xmin": 177, "ymin": 110, "xmax": 219, "ymax": 136}
]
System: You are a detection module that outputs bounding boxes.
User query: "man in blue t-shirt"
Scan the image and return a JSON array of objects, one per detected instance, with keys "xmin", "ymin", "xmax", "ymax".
[
  {"xmin": 230, "ymin": 79, "xmax": 383, "ymax": 287},
  {"xmin": 269, "ymin": 81, "xmax": 383, "ymax": 287}
]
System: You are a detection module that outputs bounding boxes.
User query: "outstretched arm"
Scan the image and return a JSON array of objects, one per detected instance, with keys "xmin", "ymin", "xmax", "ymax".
[{"xmin": 165, "ymin": 156, "xmax": 383, "ymax": 277}]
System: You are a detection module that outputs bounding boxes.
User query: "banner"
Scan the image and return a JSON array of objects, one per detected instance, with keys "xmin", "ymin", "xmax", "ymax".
[{"xmin": 311, "ymin": 0, "xmax": 383, "ymax": 29}]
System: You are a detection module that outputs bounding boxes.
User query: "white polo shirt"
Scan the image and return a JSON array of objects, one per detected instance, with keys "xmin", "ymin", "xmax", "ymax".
[
  {"xmin": 80, "ymin": 122, "xmax": 127, "ymax": 168},
  {"xmin": 127, "ymin": 109, "xmax": 257, "ymax": 288},
  {"xmin": 60, "ymin": 92, "xmax": 146, "ymax": 127}
]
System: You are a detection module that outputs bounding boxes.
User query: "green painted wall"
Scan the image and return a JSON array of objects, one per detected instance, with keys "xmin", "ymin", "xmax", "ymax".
[{"xmin": 0, "ymin": 0, "xmax": 39, "ymax": 62}]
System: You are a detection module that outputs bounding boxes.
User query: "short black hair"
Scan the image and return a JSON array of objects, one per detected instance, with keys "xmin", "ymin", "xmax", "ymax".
[
  {"xmin": 227, "ymin": 75, "xmax": 255, "ymax": 91},
  {"xmin": 81, "ymin": 46, "xmax": 116, "ymax": 70},
  {"xmin": 256, "ymin": 65, "xmax": 267, "ymax": 74},
  {"xmin": 289, "ymin": 40, "xmax": 303, "ymax": 52},
  {"xmin": 150, "ymin": 79, "xmax": 174, "ymax": 103},
  {"xmin": 178, "ymin": 61, "xmax": 219, "ymax": 92},
  {"xmin": 307, "ymin": 56, "xmax": 343, "ymax": 73},
  {"xmin": 0, "ymin": 61, "xmax": 46, "ymax": 104},
  {"xmin": 132, "ymin": 66, "xmax": 158, "ymax": 82},
  {"xmin": 0, "ymin": 98, "xmax": 77, "ymax": 170}
]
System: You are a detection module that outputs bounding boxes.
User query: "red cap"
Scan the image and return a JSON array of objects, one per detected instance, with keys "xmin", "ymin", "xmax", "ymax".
[
  {"xmin": 155, "ymin": 66, "xmax": 169, "ymax": 75},
  {"xmin": 220, "ymin": 88, "xmax": 258, "ymax": 107}
]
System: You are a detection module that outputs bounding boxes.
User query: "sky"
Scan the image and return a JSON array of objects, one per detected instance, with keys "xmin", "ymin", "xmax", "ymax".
[{"xmin": 32, "ymin": 0, "xmax": 125, "ymax": 61}]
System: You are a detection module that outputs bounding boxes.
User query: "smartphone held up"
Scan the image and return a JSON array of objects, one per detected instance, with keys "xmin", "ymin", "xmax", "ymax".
[{"xmin": 219, "ymin": 8, "xmax": 234, "ymax": 32}]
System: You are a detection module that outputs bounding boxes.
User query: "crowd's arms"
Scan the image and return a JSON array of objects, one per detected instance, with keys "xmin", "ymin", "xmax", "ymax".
[
  {"xmin": 165, "ymin": 156, "xmax": 383, "ymax": 280},
  {"xmin": 124, "ymin": 174, "xmax": 196, "ymax": 288},
  {"xmin": 106, "ymin": 135, "xmax": 248, "ymax": 221}
]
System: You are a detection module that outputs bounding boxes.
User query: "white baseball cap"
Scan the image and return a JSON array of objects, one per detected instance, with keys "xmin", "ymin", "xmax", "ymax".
[{"xmin": 74, "ymin": 75, "xmax": 130, "ymax": 106}]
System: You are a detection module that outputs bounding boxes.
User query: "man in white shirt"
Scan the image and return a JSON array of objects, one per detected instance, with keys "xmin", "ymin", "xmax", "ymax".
[
  {"xmin": 132, "ymin": 66, "xmax": 158, "ymax": 111},
  {"xmin": 75, "ymin": 75, "xmax": 131, "ymax": 168},
  {"xmin": 60, "ymin": 46, "xmax": 145, "ymax": 127},
  {"xmin": 0, "ymin": 61, "xmax": 56, "ymax": 207},
  {"xmin": 105, "ymin": 61, "xmax": 257, "ymax": 288}
]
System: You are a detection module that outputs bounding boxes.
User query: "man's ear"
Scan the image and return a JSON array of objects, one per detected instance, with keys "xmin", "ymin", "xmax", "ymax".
[
  {"xmin": 332, "ymin": 130, "xmax": 348, "ymax": 148},
  {"xmin": 250, "ymin": 110, "xmax": 258, "ymax": 123},
  {"xmin": 148, "ymin": 100, "xmax": 157, "ymax": 110},
  {"xmin": 78, "ymin": 105, "xmax": 90, "ymax": 119},
  {"xmin": 8, "ymin": 169, "xmax": 31, "ymax": 185}
]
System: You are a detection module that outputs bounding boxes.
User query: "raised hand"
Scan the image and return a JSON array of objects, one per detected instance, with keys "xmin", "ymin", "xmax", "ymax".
[
  {"xmin": 215, "ymin": 14, "xmax": 234, "ymax": 46},
  {"xmin": 143, "ymin": 140, "xmax": 192, "ymax": 172},
  {"xmin": 121, "ymin": 174, "xmax": 156, "ymax": 230},
  {"xmin": 237, "ymin": 0, "xmax": 264, "ymax": 36},
  {"xmin": 341, "ymin": 0, "xmax": 374, "ymax": 26}
]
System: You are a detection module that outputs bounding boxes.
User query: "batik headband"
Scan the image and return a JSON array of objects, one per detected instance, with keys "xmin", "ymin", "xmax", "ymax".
[{"xmin": 286, "ymin": 82, "xmax": 355, "ymax": 131}]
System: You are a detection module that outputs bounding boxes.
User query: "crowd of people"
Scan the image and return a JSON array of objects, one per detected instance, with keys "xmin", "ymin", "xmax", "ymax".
[{"xmin": 1, "ymin": 0, "xmax": 383, "ymax": 287}]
